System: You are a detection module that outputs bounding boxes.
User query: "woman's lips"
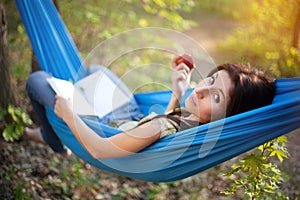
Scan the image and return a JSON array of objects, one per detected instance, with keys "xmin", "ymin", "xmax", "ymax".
[{"xmin": 190, "ymin": 95, "xmax": 197, "ymax": 106}]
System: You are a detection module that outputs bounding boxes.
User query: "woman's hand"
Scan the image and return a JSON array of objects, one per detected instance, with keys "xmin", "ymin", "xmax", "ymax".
[
  {"xmin": 171, "ymin": 56, "xmax": 193, "ymax": 98},
  {"xmin": 54, "ymin": 95, "xmax": 74, "ymax": 121}
]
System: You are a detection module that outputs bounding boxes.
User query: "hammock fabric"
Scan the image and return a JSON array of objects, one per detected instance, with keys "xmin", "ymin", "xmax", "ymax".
[{"xmin": 16, "ymin": 0, "xmax": 300, "ymax": 182}]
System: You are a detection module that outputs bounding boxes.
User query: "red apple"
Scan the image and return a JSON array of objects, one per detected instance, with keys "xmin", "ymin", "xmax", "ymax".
[{"xmin": 175, "ymin": 54, "xmax": 194, "ymax": 70}]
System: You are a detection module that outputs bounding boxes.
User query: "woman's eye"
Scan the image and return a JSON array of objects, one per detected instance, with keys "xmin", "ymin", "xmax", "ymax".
[
  {"xmin": 213, "ymin": 93, "xmax": 220, "ymax": 103},
  {"xmin": 209, "ymin": 77, "xmax": 215, "ymax": 85}
]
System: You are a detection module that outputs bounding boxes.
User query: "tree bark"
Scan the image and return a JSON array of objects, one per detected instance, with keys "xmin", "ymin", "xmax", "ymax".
[
  {"xmin": 53, "ymin": 0, "xmax": 60, "ymax": 14},
  {"xmin": 292, "ymin": 2, "xmax": 300, "ymax": 49},
  {"xmin": 0, "ymin": 3, "xmax": 19, "ymax": 108},
  {"xmin": 31, "ymin": 53, "xmax": 40, "ymax": 72}
]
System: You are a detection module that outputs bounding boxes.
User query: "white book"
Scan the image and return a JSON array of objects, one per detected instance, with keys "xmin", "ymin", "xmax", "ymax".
[{"xmin": 47, "ymin": 70, "xmax": 132, "ymax": 118}]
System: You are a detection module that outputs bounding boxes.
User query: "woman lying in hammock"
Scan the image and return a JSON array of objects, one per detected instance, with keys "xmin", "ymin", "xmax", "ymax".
[{"xmin": 25, "ymin": 56, "xmax": 275, "ymax": 158}]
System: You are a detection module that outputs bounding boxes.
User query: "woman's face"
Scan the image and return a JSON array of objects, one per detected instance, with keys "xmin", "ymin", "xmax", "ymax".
[{"xmin": 185, "ymin": 69, "xmax": 234, "ymax": 123}]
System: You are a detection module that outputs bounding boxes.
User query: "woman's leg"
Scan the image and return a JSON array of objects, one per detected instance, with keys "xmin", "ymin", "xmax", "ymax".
[{"xmin": 26, "ymin": 71, "xmax": 68, "ymax": 154}]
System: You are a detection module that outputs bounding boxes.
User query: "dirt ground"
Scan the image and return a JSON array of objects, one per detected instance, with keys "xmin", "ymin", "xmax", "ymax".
[{"xmin": 280, "ymin": 129, "xmax": 300, "ymax": 198}]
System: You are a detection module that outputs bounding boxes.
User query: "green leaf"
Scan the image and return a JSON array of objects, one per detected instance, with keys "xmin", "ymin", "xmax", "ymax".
[
  {"xmin": 14, "ymin": 107, "xmax": 23, "ymax": 117},
  {"xmin": 6, "ymin": 105, "xmax": 32, "ymax": 125},
  {"xmin": 273, "ymin": 136, "xmax": 288, "ymax": 147},
  {"xmin": 223, "ymin": 165, "xmax": 242, "ymax": 176},
  {"xmin": 243, "ymin": 154, "xmax": 265, "ymax": 174},
  {"xmin": 21, "ymin": 112, "xmax": 32, "ymax": 125},
  {"xmin": 258, "ymin": 144, "xmax": 265, "ymax": 152},
  {"xmin": 17, "ymin": 24, "xmax": 25, "ymax": 34},
  {"xmin": 3, "ymin": 125, "xmax": 14, "ymax": 142},
  {"xmin": 14, "ymin": 124, "xmax": 24, "ymax": 140},
  {"xmin": 221, "ymin": 188, "xmax": 236, "ymax": 195},
  {"xmin": 7, "ymin": 105, "xmax": 19, "ymax": 123},
  {"xmin": 272, "ymin": 150, "xmax": 288, "ymax": 162}
]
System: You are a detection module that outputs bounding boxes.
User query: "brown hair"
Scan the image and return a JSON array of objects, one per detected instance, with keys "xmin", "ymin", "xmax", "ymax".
[{"xmin": 207, "ymin": 63, "xmax": 276, "ymax": 117}]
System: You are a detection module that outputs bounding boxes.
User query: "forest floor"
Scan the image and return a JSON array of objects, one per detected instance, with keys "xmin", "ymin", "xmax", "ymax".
[{"xmin": 1, "ymin": 7, "xmax": 300, "ymax": 200}]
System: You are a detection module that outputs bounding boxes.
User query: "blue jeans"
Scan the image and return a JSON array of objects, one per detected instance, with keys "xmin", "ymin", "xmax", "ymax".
[{"xmin": 26, "ymin": 66, "xmax": 144, "ymax": 153}]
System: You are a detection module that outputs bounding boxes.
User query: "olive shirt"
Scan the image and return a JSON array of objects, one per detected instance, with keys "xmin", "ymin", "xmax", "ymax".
[{"xmin": 109, "ymin": 108, "xmax": 200, "ymax": 138}]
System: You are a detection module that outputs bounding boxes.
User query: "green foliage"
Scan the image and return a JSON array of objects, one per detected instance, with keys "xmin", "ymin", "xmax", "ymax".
[
  {"xmin": 54, "ymin": 0, "xmax": 196, "ymax": 92},
  {"xmin": 268, "ymin": 47, "xmax": 300, "ymax": 78},
  {"xmin": 218, "ymin": 0, "xmax": 300, "ymax": 77},
  {"xmin": 0, "ymin": 105, "xmax": 32, "ymax": 142},
  {"xmin": 196, "ymin": 0, "xmax": 249, "ymax": 18},
  {"xmin": 9, "ymin": 22, "xmax": 32, "ymax": 81},
  {"xmin": 222, "ymin": 136, "xmax": 289, "ymax": 199},
  {"xmin": 4, "ymin": 0, "xmax": 196, "ymax": 89},
  {"xmin": 59, "ymin": 0, "xmax": 196, "ymax": 54}
]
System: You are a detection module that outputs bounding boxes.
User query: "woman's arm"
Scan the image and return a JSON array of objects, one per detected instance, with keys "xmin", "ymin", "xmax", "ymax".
[
  {"xmin": 54, "ymin": 96, "xmax": 161, "ymax": 159},
  {"xmin": 165, "ymin": 56, "xmax": 193, "ymax": 113}
]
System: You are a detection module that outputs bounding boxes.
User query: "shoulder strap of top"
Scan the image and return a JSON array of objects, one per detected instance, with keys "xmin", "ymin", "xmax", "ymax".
[{"xmin": 153, "ymin": 107, "xmax": 201, "ymax": 131}]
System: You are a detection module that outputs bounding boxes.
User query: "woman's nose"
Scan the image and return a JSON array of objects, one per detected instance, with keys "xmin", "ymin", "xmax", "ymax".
[{"xmin": 194, "ymin": 86, "xmax": 210, "ymax": 98}]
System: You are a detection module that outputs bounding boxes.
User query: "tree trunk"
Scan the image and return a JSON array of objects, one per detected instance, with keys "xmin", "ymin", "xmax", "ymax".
[
  {"xmin": 292, "ymin": 2, "xmax": 300, "ymax": 48},
  {"xmin": 31, "ymin": 53, "xmax": 40, "ymax": 72},
  {"xmin": 0, "ymin": 2, "xmax": 19, "ymax": 108},
  {"xmin": 53, "ymin": 0, "xmax": 60, "ymax": 13}
]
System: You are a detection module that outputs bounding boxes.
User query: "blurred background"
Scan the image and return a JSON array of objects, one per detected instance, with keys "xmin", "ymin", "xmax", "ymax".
[{"xmin": 1, "ymin": 0, "xmax": 299, "ymax": 199}]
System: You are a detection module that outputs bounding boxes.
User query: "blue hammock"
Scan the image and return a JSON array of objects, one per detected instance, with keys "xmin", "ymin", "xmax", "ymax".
[{"xmin": 16, "ymin": 0, "xmax": 300, "ymax": 182}]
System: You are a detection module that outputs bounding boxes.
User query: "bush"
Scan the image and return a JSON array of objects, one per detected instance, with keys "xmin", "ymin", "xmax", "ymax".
[
  {"xmin": 222, "ymin": 136, "xmax": 289, "ymax": 199},
  {"xmin": 0, "ymin": 105, "xmax": 32, "ymax": 142}
]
